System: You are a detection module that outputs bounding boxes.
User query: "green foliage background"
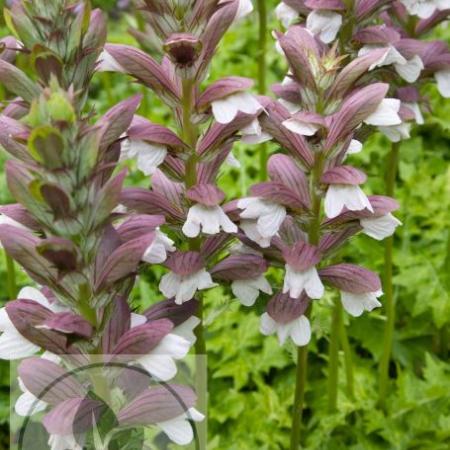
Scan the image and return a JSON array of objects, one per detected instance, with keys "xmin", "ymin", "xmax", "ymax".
[{"xmin": 0, "ymin": 1, "xmax": 449, "ymax": 449}]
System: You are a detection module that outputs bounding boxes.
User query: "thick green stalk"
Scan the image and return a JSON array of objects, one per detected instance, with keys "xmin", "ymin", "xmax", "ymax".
[
  {"xmin": 257, "ymin": 0, "xmax": 268, "ymax": 180},
  {"xmin": 290, "ymin": 153, "xmax": 325, "ymax": 449},
  {"xmin": 337, "ymin": 303, "xmax": 355, "ymax": 400},
  {"xmin": 327, "ymin": 298, "xmax": 340, "ymax": 412},
  {"xmin": 378, "ymin": 142, "xmax": 400, "ymax": 409},
  {"xmin": 5, "ymin": 254, "xmax": 18, "ymax": 299},
  {"xmin": 181, "ymin": 78, "xmax": 206, "ymax": 448}
]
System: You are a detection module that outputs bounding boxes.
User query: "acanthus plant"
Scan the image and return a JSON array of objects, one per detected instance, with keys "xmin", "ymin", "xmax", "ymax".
[
  {"xmin": 0, "ymin": 1, "xmax": 204, "ymax": 448},
  {"xmin": 274, "ymin": 0, "xmax": 450, "ymax": 419}
]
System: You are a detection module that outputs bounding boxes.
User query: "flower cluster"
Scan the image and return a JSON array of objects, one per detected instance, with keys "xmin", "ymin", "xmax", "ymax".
[
  {"xmin": 0, "ymin": 0, "xmax": 204, "ymax": 447},
  {"xmin": 99, "ymin": 0, "xmax": 272, "ymax": 311}
]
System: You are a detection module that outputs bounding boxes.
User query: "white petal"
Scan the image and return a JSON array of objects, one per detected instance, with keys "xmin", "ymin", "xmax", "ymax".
[
  {"xmin": 0, "ymin": 214, "xmax": 28, "ymax": 234},
  {"xmin": 360, "ymin": 213, "xmax": 402, "ymax": 240},
  {"xmin": 18, "ymin": 287, "xmax": 51, "ymax": 308},
  {"xmin": 0, "ymin": 307, "xmax": 16, "ymax": 333},
  {"xmin": 341, "ymin": 291, "xmax": 382, "ymax": 317},
  {"xmin": 347, "ymin": 139, "xmax": 363, "ymax": 155},
  {"xmin": 395, "ymin": 55, "xmax": 424, "ymax": 83},
  {"xmin": 152, "ymin": 333, "xmax": 190, "ymax": 359},
  {"xmin": 0, "ymin": 330, "xmax": 39, "ymax": 360},
  {"xmin": 182, "ymin": 205, "xmax": 236, "ymax": 237},
  {"xmin": 365, "ymin": 98, "xmax": 402, "ymax": 126},
  {"xmin": 290, "ymin": 315, "xmax": 311, "ymax": 346},
  {"xmin": 260, "ymin": 312, "xmax": 277, "ymax": 336},
  {"xmin": 283, "ymin": 118, "xmax": 319, "ymax": 136},
  {"xmin": 15, "ymin": 390, "xmax": 47, "ymax": 417},
  {"xmin": 257, "ymin": 204, "xmax": 286, "ymax": 238},
  {"xmin": 279, "ymin": 98, "xmax": 301, "ymax": 114},
  {"xmin": 276, "ymin": 323, "xmax": 291, "ymax": 345},
  {"xmin": 435, "ymin": 69, "xmax": 450, "ymax": 98},
  {"xmin": 195, "ymin": 269, "xmax": 217, "ymax": 291},
  {"xmin": 130, "ymin": 313, "xmax": 147, "ymax": 328},
  {"xmin": 96, "ymin": 49, "xmax": 124, "ymax": 72},
  {"xmin": 379, "ymin": 123, "xmax": 411, "ymax": 142},
  {"xmin": 276, "ymin": 2, "xmax": 298, "ymax": 28},
  {"xmin": 232, "ymin": 280, "xmax": 259, "ymax": 306},
  {"xmin": 325, "ymin": 185, "xmax": 373, "ymax": 218},
  {"xmin": 157, "ymin": 414, "xmax": 194, "ymax": 445},
  {"xmin": 134, "ymin": 142, "xmax": 167, "ymax": 175},
  {"xmin": 240, "ymin": 220, "xmax": 272, "ymax": 248},
  {"xmin": 303, "ymin": 267, "xmax": 325, "ymax": 299},
  {"xmin": 186, "ymin": 407, "xmax": 205, "ymax": 422},
  {"xmin": 159, "ymin": 272, "xmax": 181, "ymax": 300},
  {"xmin": 306, "ymin": 10, "xmax": 342, "ymax": 43},
  {"xmin": 212, "ymin": 92, "xmax": 261, "ymax": 124},
  {"xmin": 406, "ymin": 102, "xmax": 424, "ymax": 125},
  {"xmin": 48, "ymin": 434, "xmax": 82, "ymax": 450},
  {"xmin": 139, "ymin": 354, "xmax": 177, "ymax": 381},
  {"xmin": 173, "ymin": 316, "xmax": 200, "ymax": 345},
  {"xmin": 142, "ymin": 230, "xmax": 175, "ymax": 264}
]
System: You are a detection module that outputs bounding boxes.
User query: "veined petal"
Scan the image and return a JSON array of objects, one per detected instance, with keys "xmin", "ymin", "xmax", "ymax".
[
  {"xmin": 96, "ymin": 49, "xmax": 124, "ymax": 72},
  {"xmin": 360, "ymin": 213, "xmax": 402, "ymax": 240}
]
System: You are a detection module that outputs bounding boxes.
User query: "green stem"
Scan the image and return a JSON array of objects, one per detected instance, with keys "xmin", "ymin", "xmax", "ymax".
[
  {"xmin": 378, "ymin": 141, "xmax": 400, "ymax": 409},
  {"xmin": 337, "ymin": 303, "xmax": 355, "ymax": 400},
  {"xmin": 181, "ymin": 78, "xmax": 206, "ymax": 448},
  {"xmin": 256, "ymin": 0, "xmax": 268, "ymax": 181},
  {"xmin": 5, "ymin": 254, "xmax": 17, "ymax": 299},
  {"xmin": 328, "ymin": 298, "xmax": 340, "ymax": 413},
  {"xmin": 290, "ymin": 153, "xmax": 325, "ymax": 449}
]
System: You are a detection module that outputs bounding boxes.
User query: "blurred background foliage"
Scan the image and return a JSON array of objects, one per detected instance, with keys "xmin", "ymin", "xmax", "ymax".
[{"xmin": 0, "ymin": 0, "xmax": 449, "ymax": 449}]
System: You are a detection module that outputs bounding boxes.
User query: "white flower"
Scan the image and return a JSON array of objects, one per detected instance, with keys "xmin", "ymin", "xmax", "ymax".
[
  {"xmin": 360, "ymin": 213, "xmax": 402, "ymax": 240},
  {"xmin": 324, "ymin": 185, "xmax": 373, "ymax": 218},
  {"xmin": 0, "ymin": 287, "xmax": 66, "ymax": 360},
  {"xmin": 241, "ymin": 119, "xmax": 272, "ymax": 144},
  {"xmin": 282, "ymin": 118, "xmax": 320, "ymax": 136},
  {"xmin": 0, "ymin": 214, "xmax": 29, "ymax": 248},
  {"xmin": 260, "ymin": 312, "xmax": 311, "ymax": 346},
  {"xmin": 435, "ymin": 68, "xmax": 450, "ymax": 98},
  {"xmin": 306, "ymin": 10, "xmax": 342, "ymax": 44},
  {"xmin": 340, "ymin": 290, "xmax": 383, "ymax": 317},
  {"xmin": 172, "ymin": 316, "xmax": 201, "ymax": 345},
  {"xmin": 405, "ymin": 102, "xmax": 424, "ymax": 125},
  {"xmin": 364, "ymin": 98, "xmax": 402, "ymax": 127},
  {"xmin": 130, "ymin": 314, "xmax": 193, "ymax": 381},
  {"xmin": 238, "ymin": 197, "xmax": 286, "ymax": 241},
  {"xmin": 282, "ymin": 265, "xmax": 324, "ymax": 299},
  {"xmin": 157, "ymin": 407, "xmax": 204, "ymax": 445},
  {"xmin": 211, "ymin": 92, "xmax": 261, "ymax": 124},
  {"xmin": 96, "ymin": 49, "xmax": 124, "ymax": 72},
  {"xmin": 182, "ymin": 204, "xmax": 237, "ymax": 238},
  {"xmin": 395, "ymin": 55, "xmax": 424, "ymax": 83},
  {"xmin": 232, "ymin": 275, "xmax": 273, "ymax": 306},
  {"xmin": 379, "ymin": 122, "xmax": 411, "ymax": 142},
  {"xmin": 276, "ymin": 2, "xmax": 298, "ymax": 28},
  {"xmin": 279, "ymin": 98, "xmax": 301, "ymax": 114},
  {"xmin": 142, "ymin": 229, "xmax": 175, "ymax": 264},
  {"xmin": 239, "ymin": 220, "xmax": 273, "ymax": 248},
  {"xmin": 48, "ymin": 434, "xmax": 82, "ymax": 450},
  {"xmin": 121, "ymin": 139, "xmax": 167, "ymax": 176},
  {"xmin": 15, "ymin": 377, "xmax": 47, "ymax": 417},
  {"xmin": 159, "ymin": 269, "xmax": 217, "ymax": 305},
  {"xmin": 344, "ymin": 139, "xmax": 363, "ymax": 159},
  {"xmin": 400, "ymin": 0, "xmax": 446, "ymax": 18}
]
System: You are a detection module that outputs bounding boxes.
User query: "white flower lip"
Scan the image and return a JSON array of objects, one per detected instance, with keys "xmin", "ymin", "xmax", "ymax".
[
  {"xmin": 182, "ymin": 204, "xmax": 237, "ymax": 238},
  {"xmin": 159, "ymin": 269, "xmax": 217, "ymax": 305},
  {"xmin": 260, "ymin": 312, "xmax": 311, "ymax": 346},
  {"xmin": 211, "ymin": 92, "xmax": 262, "ymax": 124},
  {"xmin": 340, "ymin": 290, "xmax": 383, "ymax": 317},
  {"xmin": 324, "ymin": 184, "xmax": 373, "ymax": 219},
  {"xmin": 306, "ymin": 10, "xmax": 342, "ymax": 44},
  {"xmin": 360, "ymin": 213, "xmax": 402, "ymax": 240},
  {"xmin": 282, "ymin": 265, "xmax": 324, "ymax": 299}
]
